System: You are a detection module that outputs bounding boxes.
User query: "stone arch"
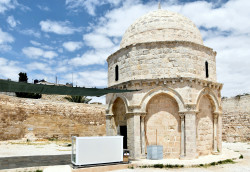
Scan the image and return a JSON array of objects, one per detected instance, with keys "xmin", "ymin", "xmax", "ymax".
[
  {"xmin": 195, "ymin": 88, "xmax": 220, "ymax": 112},
  {"xmin": 196, "ymin": 94, "xmax": 214, "ymax": 156},
  {"xmin": 107, "ymin": 94, "xmax": 129, "ymax": 115},
  {"xmin": 140, "ymin": 86, "xmax": 185, "ymax": 113},
  {"xmin": 112, "ymin": 97, "xmax": 127, "ymax": 127},
  {"xmin": 145, "ymin": 93, "xmax": 181, "ymax": 158},
  {"xmin": 195, "ymin": 88, "xmax": 220, "ymax": 156}
]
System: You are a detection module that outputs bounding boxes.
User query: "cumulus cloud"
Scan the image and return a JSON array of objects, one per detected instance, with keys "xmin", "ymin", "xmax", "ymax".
[
  {"xmin": 0, "ymin": 0, "xmax": 29, "ymax": 13},
  {"xmin": 69, "ymin": 47, "xmax": 117, "ymax": 66},
  {"xmin": 0, "ymin": 27, "xmax": 14, "ymax": 51},
  {"xmin": 65, "ymin": 0, "xmax": 122, "ymax": 15},
  {"xmin": 39, "ymin": 20, "xmax": 83, "ymax": 35},
  {"xmin": 63, "ymin": 41, "xmax": 83, "ymax": 52},
  {"xmin": 6, "ymin": 15, "xmax": 20, "ymax": 28},
  {"xmin": 37, "ymin": 5, "xmax": 50, "ymax": 11},
  {"xmin": 26, "ymin": 62, "xmax": 52, "ymax": 72},
  {"xmin": 19, "ymin": 29, "xmax": 41, "ymax": 38},
  {"xmin": 64, "ymin": 70, "xmax": 107, "ymax": 87},
  {"xmin": 22, "ymin": 47, "xmax": 58, "ymax": 59},
  {"xmin": 83, "ymin": 34, "xmax": 114, "ymax": 49},
  {"xmin": 0, "ymin": 57, "xmax": 23, "ymax": 80},
  {"xmin": 0, "ymin": 28, "xmax": 14, "ymax": 44}
]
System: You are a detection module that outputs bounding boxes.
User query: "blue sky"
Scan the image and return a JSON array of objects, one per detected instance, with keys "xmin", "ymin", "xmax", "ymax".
[{"xmin": 0, "ymin": 0, "xmax": 250, "ymax": 103}]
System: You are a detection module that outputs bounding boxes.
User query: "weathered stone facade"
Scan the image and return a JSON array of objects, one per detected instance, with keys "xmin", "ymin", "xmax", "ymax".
[
  {"xmin": 0, "ymin": 94, "xmax": 106, "ymax": 141},
  {"xmin": 222, "ymin": 95, "xmax": 250, "ymax": 142},
  {"xmin": 106, "ymin": 9, "xmax": 223, "ymax": 160}
]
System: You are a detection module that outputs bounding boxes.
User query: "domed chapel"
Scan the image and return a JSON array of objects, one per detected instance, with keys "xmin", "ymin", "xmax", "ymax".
[{"xmin": 106, "ymin": 8, "xmax": 223, "ymax": 160}]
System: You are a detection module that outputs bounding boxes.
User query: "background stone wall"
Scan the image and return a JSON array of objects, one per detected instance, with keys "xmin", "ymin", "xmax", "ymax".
[
  {"xmin": 0, "ymin": 94, "xmax": 106, "ymax": 141},
  {"xmin": 222, "ymin": 94, "xmax": 250, "ymax": 142}
]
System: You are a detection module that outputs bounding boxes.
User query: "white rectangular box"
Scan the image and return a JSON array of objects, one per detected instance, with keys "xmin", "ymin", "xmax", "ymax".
[{"xmin": 72, "ymin": 136, "xmax": 123, "ymax": 166}]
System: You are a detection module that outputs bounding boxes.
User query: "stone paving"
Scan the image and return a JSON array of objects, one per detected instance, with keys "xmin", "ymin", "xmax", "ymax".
[
  {"xmin": 114, "ymin": 142, "xmax": 250, "ymax": 172},
  {"xmin": 0, "ymin": 140, "xmax": 71, "ymax": 171}
]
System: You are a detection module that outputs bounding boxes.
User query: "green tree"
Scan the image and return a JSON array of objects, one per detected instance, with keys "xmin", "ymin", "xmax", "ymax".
[
  {"xmin": 18, "ymin": 72, "xmax": 28, "ymax": 82},
  {"xmin": 16, "ymin": 72, "xmax": 41, "ymax": 99},
  {"xmin": 64, "ymin": 95, "xmax": 92, "ymax": 103}
]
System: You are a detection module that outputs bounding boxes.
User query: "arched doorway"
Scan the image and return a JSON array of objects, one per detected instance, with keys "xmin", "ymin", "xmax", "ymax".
[
  {"xmin": 196, "ymin": 95, "xmax": 214, "ymax": 156},
  {"xmin": 112, "ymin": 97, "xmax": 127, "ymax": 149},
  {"xmin": 145, "ymin": 93, "xmax": 181, "ymax": 158}
]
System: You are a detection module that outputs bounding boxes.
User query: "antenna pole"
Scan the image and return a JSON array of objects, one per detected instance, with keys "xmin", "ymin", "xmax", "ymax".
[{"xmin": 158, "ymin": 1, "xmax": 161, "ymax": 9}]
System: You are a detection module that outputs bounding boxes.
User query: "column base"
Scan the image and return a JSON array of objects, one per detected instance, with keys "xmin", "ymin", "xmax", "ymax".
[{"xmin": 212, "ymin": 151, "xmax": 220, "ymax": 155}]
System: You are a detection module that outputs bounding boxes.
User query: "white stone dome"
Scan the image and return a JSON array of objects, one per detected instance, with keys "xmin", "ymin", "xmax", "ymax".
[{"xmin": 120, "ymin": 10, "xmax": 203, "ymax": 48}]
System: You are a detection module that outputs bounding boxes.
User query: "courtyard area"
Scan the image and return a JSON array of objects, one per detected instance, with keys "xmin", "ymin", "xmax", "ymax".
[{"xmin": 0, "ymin": 141, "xmax": 249, "ymax": 172}]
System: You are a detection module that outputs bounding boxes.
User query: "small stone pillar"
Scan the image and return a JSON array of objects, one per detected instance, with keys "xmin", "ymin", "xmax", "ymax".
[
  {"xmin": 140, "ymin": 115, "xmax": 146, "ymax": 157},
  {"xmin": 106, "ymin": 114, "xmax": 114, "ymax": 136},
  {"xmin": 213, "ymin": 113, "xmax": 218, "ymax": 153},
  {"xmin": 127, "ymin": 113, "xmax": 141, "ymax": 159},
  {"xmin": 217, "ymin": 112, "xmax": 223, "ymax": 153},
  {"xmin": 179, "ymin": 113, "xmax": 185, "ymax": 158},
  {"xmin": 184, "ymin": 111, "xmax": 198, "ymax": 159}
]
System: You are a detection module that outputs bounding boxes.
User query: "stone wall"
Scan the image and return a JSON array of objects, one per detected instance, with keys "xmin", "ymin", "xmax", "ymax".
[
  {"xmin": 197, "ymin": 95, "xmax": 213, "ymax": 156},
  {"xmin": 0, "ymin": 94, "xmax": 106, "ymax": 141},
  {"xmin": 145, "ymin": 94, "xmax": 181, "ymax": 158},
  {"xmin": 222, "ymin": 95, "xmax": 250, "ymax": 142},
  {"xmin": 107, "ymin": 41, "xmax": 216, "ymax": 87}
]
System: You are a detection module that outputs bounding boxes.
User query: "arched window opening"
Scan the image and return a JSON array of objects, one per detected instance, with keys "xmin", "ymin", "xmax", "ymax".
[
  {"xmin": 115, "ymin": 65, "xmax": 119, "ymax": 81},
  {"xmin": 205, "ymin": 61, "xmax": 209, "ymax": 78}
]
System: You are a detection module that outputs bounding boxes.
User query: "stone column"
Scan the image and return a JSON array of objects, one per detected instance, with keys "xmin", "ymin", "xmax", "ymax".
[
  {"xmin": 184, "ymin": 111, "xmax": 198, "ymax": 159},
  {"xmin": 213, "ymin": 113, "xmax": 218, "ymax": 153},
  {"xmin": 106, "ymin": 114, "xmax": 114, "ymax": 136},
  {"xmin": 127, "ymin": 113, "xmax": 141, "ymax": 159},
  {"xmin": 179, "ymin": 113, "xmax": 185, "ymax": 158},
  {"xmin": 140, "ymin": 115, "xmax": 146, "ymax": 157},
  {"xmin": 217, "ymin": 112, "xmax": 223, "ymax": 153}
]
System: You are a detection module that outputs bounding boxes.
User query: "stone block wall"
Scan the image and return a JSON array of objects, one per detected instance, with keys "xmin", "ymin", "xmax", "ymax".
[
  {"xmin": 222, "ymin": 95, "xmax": 250, "ymax": 142},
  {"xmin": 0, "ymin": 94, "xmax": 106, "ymax": 141},
  {"xmin": 107, "ymin": 41, "xmax": 216, "ymax": 87}
]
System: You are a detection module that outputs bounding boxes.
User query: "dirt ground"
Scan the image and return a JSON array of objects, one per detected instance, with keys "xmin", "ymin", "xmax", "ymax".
[{"xmin": 114, "ymin": 142, "xmax": 250, "ymax": 172}]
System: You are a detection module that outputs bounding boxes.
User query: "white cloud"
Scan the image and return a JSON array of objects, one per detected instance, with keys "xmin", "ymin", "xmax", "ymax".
[
  {"xmin": 6, "ymin": 15, "xmax": 20, "ymax": 28},
  {"xmin": 0, "ymin": 44, "xmax": 11, "ymax": 51},
  {"xmin": 26, "ymin": 62, "xmax": 51, "ymax": 72},
  {"xmin": 64, "ymin": 70, "xmax": 107, "ymax": 87},
  {"xmin": 37, "ymin": 5, "xmax": 50, "ymax": 11},
  {"xmin": 0, "ymin": 0, "xmax": 17, "ymax": 13},
  {"xmin": 0, "ymin": 57, "xmax": 23, "ymax": 80},
  {"xmin": 19, "ymin": 29, "xmax": 41, "ymax": 38},
  {"xmin": 40, "ymin": 20, "xmax": 82, "ymax": 35},
  {"xmin": 30, "ymin": 40, "xmax": 41, "ymax": 46},
  {"xmin": 0, "ymin": 0, "xmax": 30, "ymax": 13},
  {"xmin": 69, "ymin": 47, "xmax": 118, "ymax": 66},
  {"xmin": 22, "ymin": 47, "xmax": 58, "ymax": 59},
  {"xmin": 0, "ymin": 27, "xmax": 14, "ymax": 51},
  {"xmin": 83, "ymin": 34, "xmax": 114, "ymax": 49},
  {"xmin": 0, "ymin": 27, "xmax": 14, "ymax": 44},
  {"xmin": 63, "ymin": 41, "xmax": 83, "ymax": 52},
  {"xmin": 65, "ymin": 0, "xmax": 122, "ymax": 15}
]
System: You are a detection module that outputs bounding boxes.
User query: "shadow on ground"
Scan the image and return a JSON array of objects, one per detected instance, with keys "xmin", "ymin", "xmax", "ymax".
[{"xmin": 0, "ymin": 154, "xmax": 71, "ymax": 170}]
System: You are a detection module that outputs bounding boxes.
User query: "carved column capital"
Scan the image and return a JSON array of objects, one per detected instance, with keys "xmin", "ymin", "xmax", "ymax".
[
  {"xmin": 126, "ymin": 112, "xmax": 147, "ymax": 116},
  {"xmin": 106, "ymin": 114, "xmax": 114, "ymax": 119}
]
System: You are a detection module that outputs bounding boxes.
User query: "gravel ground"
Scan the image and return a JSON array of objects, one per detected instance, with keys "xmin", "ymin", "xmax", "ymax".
[
  {"xmin": 113, "ymin": 142, "xmax": 250, "ymax": 172},
  {"xmin": 0, "ymin": 140, "xmax": 72, "ymax": 157}
]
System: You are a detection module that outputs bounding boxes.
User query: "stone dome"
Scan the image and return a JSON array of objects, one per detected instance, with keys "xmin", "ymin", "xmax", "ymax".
[{"xmin": 120, "ymin": 9, "xmax": 203, "ymax": 48}]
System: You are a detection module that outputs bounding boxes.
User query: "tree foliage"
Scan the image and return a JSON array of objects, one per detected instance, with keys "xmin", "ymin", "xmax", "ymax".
[
  {"xmin": 64, "ymin": 95, "xmax": 92, "ymax": 104},
  {"xmin": 16, "ymin": 72, "xmax": 42, "ymax": 99}
]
